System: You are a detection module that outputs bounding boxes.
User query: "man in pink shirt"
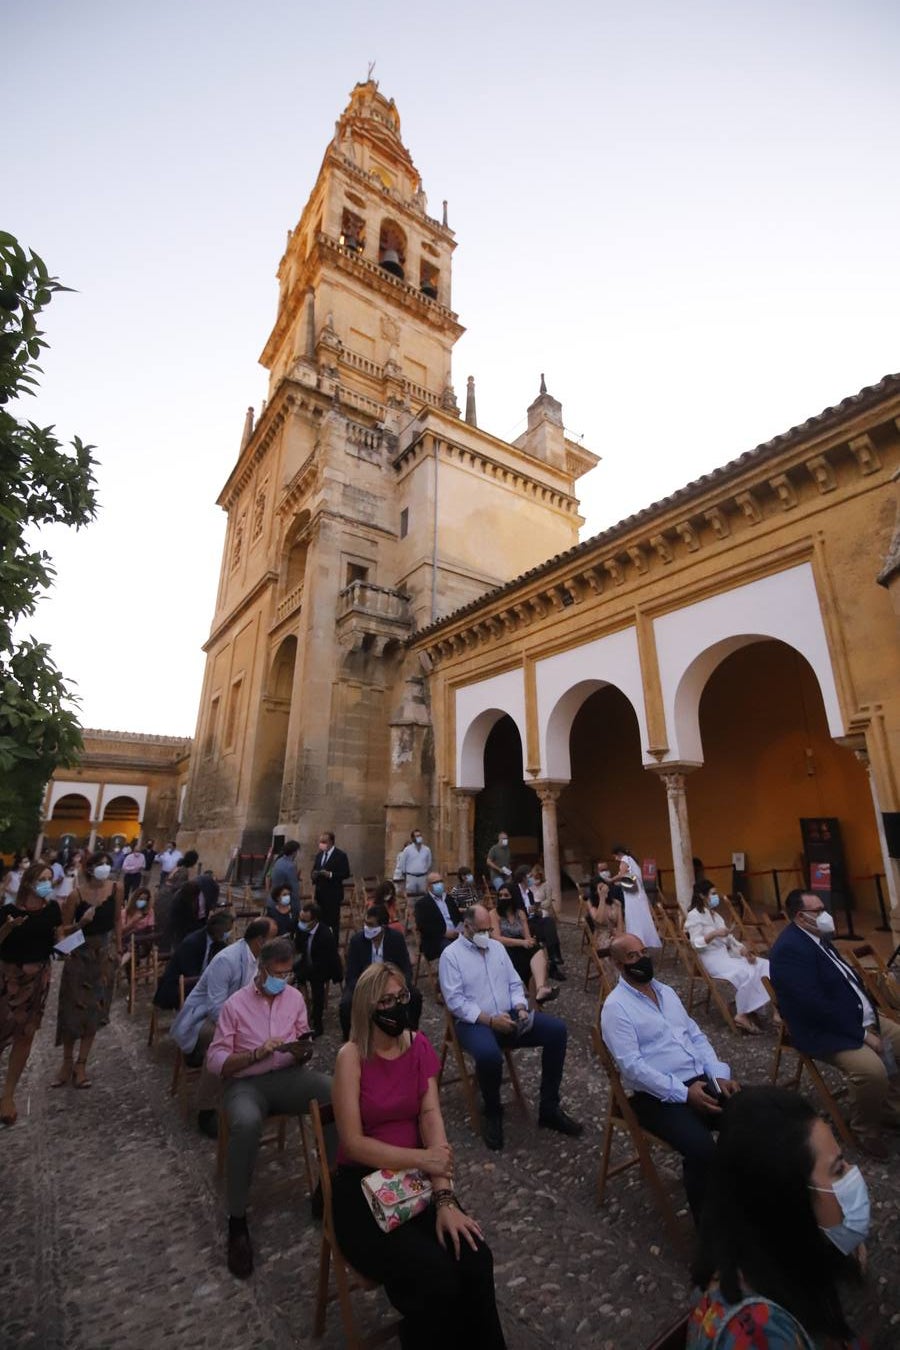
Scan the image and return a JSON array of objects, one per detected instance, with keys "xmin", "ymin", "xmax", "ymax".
[{"xmin": 207, "ymin": 936, "xmax": 333, "ymax": 1278}]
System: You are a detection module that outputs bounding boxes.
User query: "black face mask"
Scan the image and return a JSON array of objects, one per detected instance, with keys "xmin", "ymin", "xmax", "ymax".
[
  {"xmin": 625, "ymin": 955, "xmax": 654, "ymax": 984},
  {"xmin": 372, "ymin": 1003, "xmax": 409, "ymax": 1037}
]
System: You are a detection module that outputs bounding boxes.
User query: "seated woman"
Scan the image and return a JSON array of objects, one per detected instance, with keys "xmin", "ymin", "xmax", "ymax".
[
  {"xmin": 527, "ymin": 863, "xmax": 557, "ymax": 918},
  {"xmin": 489, "ymin": 888, "xmax": 558, "ymax": 1005},
  {"xmin": 332, "ymin": 962, "xmax": 506, "ymax": 1350},
  {"xmin": 374, "ymin": 879, "xmax": 404, "ymax": 933},
  {"xmin": 684, "ymin": 880, "xmax": 770, "ymax": 1034},
  {"xmin": 0, "ymin": 862, "xmax": 63, "ymax": 1125},
  {"xmin": 689, "ymin": 1086, "xmax": 869, "ymax": 1349},
  {"xmin": 586, "ymin": 874, "xmax": 623, "ymax": 988},
  {"xmin": 120, "ymin": 886, "xmax": 156, "ymax": 968}
]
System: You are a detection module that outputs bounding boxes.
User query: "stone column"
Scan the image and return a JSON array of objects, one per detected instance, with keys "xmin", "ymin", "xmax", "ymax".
[
  {"xmin": 649, "ymin": 764, "xmax": 700, "ymax": 913},
  {"xmin": 88, "ymin": 822, "xmax": 99, "ymax": 852},
  {"xmin": 34, "ymin": 826, "xmax": 47, "ymax": 858},
  {"xmin": 532, "ymin": 781, "xmax": 568, "ymax": 905},
  {"xmin": 454, "ymin": 790, "xmax": 476, "ymax": 868}
]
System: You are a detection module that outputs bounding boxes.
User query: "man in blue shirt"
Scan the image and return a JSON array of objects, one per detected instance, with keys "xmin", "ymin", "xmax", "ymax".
[
  {"xmin": 440, "ymin": 904, "xmax": 583, "ymax": 1151},
  {"xmin": 601, "ymin": 933, "xmax": 739, "ymax": 1222}
]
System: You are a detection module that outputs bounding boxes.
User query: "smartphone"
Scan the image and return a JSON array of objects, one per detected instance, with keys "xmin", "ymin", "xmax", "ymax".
[
  {"xmin": 704, "ymin": 1073, "xmax": 725, "ymax": 1100},
  {"xmin": 278, "ymin": 1033, "xmax": 315, "ymax": 1054}
]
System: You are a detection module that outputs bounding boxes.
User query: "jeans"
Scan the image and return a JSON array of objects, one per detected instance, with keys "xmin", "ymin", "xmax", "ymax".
[{"xmin": 454, "ymin": 1013, "xmax": 567, "ymax": 1116}]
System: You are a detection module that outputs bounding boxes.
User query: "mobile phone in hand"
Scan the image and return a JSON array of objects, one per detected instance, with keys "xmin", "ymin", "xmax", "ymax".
[{"xmin": 704, "ymin": 1073, "xmax": 724, "ymax": 1100}]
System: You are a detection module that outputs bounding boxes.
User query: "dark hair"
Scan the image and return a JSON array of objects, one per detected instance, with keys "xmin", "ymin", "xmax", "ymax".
[
  {"xmin": 299, "ymin": 900, "xmax": 320, "ymax": 921},
  {"xmin": 374, "ymin": 880, "xmax": 396, "ymax": 905},
  {"xmin": 282, "ymin": 840, "xmax": 300, "ymax": 856},
  {"xmin": 690, "ymin": 879, "xmax": 714, "ymax": 912},
  {"xmin": 365, "ymin": 903, "xmax": 390, "ymax": 926},
  {"xmin": 693, "ymin": 1087, "xmax": 856, "ymax": 1341},
  {"xmin": 456, "ymin": 866, "xmax": 473, "ymax": 882},
  {"xmin": 495, "ymin": 889, "xmax": 517, "ymax": 916},
  {"xmin": 20, "ymin": 860, "xmax": 53, "ymax": 898},
  {"xmin": 85, "ymin": 850, "xmax": 112, "ymax": 871},
  {"xmin": 319, "ymin": 830, "xmax": 335, "ymax": 845},
  {"xmin": 207, "ymin": 910, "xmax": 233, "ymax": 935},
  {"xmin": 611, "ymin": 843, "xmax": 628, "ymax": 857},
  {"xmin": 245, "ymin": 917, "xmax": 274, "ymax": 944},
  {"xmin": 181, "ymin": 849, "xmax": 199, "ymax": 869},
  {"xmin": 513, "ymin": 864, "xmax": 530, "ymax": 884},
  {"xmin": 260, "ymin": 936, "xmax": 294, "ymax": 966},
  {"xmin": 784, "ymin": 889, "xmax": 816, "ymax": 920}
]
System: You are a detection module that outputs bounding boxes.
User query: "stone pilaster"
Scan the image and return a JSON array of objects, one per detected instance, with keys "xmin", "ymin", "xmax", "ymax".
[
  {"xmin": 531, "ymin": 780, "xmax": 568, "ymax": 904},
  {"xmin": 647, "ymin": 764, "xmax": 700, "ymax": 913}
]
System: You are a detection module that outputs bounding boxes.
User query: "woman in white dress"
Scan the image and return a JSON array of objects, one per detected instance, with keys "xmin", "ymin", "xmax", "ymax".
[
  {"xmin": 610, "ymin": 845, "xmax": 661, "ymax": 950},
  {"xmin": 684, "ymin": 880, "xmax": 771, "ymax": 1033}
]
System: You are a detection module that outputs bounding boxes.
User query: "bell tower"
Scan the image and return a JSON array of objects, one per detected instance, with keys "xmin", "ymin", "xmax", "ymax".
[{"xmin": 260, "ymin": 79, "xmax": 463, "ymax": 429}]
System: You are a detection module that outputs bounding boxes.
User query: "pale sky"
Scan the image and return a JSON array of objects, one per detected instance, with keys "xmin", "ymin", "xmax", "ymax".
[{"xmin": 6, "ymin": 0, "xmax": 899, "ymax": 737}]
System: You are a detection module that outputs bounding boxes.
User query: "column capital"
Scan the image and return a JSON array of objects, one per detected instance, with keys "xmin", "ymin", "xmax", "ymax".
[
  {"xmin": 645, "ymin": 761, "xmax": 702, "ymax": 788},
  {"xmin": 529, "ymin": 778, "xmax": 568, "ymax": 805},
  {"xmin": 453, "ymin": 786, "xmax": 479, "ymax": 799},
  {"xmin": 833, "ymin": 733, "xmax": 869, "ymax": 768}
]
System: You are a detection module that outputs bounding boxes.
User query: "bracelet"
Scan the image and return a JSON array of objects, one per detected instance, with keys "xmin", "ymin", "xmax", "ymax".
[
  {"xmin": 434, "ymin": 1192, "xmax": 459, "ymax": 1211},
  {"xmin": 432, "ymin": 1187, "xmax": 454, "ymax": 1200}
]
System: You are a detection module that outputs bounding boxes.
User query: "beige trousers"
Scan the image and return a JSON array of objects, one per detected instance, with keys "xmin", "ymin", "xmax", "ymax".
[{"xmin": 826, "ymin": 1014, "xmax": 900, "ymax": 1141}]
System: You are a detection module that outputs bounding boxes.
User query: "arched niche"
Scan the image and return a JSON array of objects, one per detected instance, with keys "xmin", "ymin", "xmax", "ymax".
[{"xmin": 544, "ymin": 677, "xmax": 643, "ymax": 780}]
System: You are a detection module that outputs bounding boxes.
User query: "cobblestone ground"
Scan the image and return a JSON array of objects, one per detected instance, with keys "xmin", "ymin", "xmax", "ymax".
[{"xmin": 2, "ymin": 924, "xmax": 899, "ymax": 1349}]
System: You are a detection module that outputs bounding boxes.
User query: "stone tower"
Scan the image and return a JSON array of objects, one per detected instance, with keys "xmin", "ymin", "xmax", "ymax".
[{"xmin": 181, "ymin": 80, "xmax": 598, "ymax": 876}]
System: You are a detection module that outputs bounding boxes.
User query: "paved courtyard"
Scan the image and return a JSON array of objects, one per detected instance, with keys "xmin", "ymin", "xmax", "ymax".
[{"xmin": 2, "ymin": 922, "xmax": 899, "ymax": 1349}]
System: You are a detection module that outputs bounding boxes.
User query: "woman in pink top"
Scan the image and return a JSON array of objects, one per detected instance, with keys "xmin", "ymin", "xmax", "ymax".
[{"xmin": 332, "ymin": 963, "xmax": 506, "ymax": 1349}]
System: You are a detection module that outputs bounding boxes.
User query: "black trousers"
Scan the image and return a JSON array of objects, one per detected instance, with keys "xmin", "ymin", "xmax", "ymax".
[
  {"xmin": 331, "ymin": 1166, "xmax": 506, "ymax": 1349},
  {"xmin": 629, "ymin": 1086, "xmax": 718, "ymax": 1223}
]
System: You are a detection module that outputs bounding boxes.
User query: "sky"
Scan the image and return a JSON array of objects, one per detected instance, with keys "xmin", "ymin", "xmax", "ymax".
[{"xmin": 6, "ymin": 0, "xmax": 900, "ymax": 737}]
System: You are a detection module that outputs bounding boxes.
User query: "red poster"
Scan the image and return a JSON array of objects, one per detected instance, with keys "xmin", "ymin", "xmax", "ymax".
[
  {"xmin": 642, "ymin": 858, "xmax": 657, "ymax": 882},
  {"xmin": 810, "ymin": 862, "xmax": 831, "ymax": 892}
]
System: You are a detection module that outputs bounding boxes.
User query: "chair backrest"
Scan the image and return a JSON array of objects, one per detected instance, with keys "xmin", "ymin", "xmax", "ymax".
[
  {"xmin": 644, "ymin": 1310, "xmax": 690, "ymax": 1350},
  {"xmin": 590, "ymin": 1024, "xmax": 628, "ymax": 1122},
  {"xmin": 309, "ymin": 1098, "xmax": 336, "ymax": 1234}
]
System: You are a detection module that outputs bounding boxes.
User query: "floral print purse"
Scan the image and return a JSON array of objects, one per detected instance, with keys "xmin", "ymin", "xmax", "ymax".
[{"xmin": 360, "ymin": 1167, "xmax": 433, "ymax": 1233}]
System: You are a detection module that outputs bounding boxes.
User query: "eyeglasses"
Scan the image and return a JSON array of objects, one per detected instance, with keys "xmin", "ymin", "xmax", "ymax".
[{"xmin": 376, "ymin": 990, "xmax": 412, "ymax": 1010}]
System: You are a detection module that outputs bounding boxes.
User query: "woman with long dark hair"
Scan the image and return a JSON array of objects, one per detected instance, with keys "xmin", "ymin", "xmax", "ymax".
[
  {"xmin": 685, "ymin": 880, "xmax": 771, "ymax": 1034},
  {"xmin": 54, "ymin": 849, "xmax": 122, "ymax": 1088},
  {"xmin": 0, "ymin": 862, "xmax": 62, "ymax": 1124},
  {"xmin": 489, "ymin": 887, "xmax": 558, "ymax": 1005},
  {"xmin": 689, "ymin": 1086, "xmax": 868, "ymax": 1348}
]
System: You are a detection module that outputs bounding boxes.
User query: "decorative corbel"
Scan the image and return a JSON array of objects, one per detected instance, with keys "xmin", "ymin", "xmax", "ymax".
[
  {"xmin": 769, "ymin": 474, "xmax": 798, "ymax": 509},
  {"xmin": 674, "ymin": 521, "xmax": 701, "ymax": 553},
  {"xmin": 848, "ymin": 434, "xmax": 880, "ymax": 476},
  {"xmin": 627, "ymin": 545, "xmax": 648, "ymax": 576},
  {"xmin": 805, "ymin": 455, "xmax": 837, "ymax": 494},
  {"xmin": 650, "ymin": 534, "xmax": 674, "ymax": 564},
  {"xmin": 704, "ymin": 507, "xmax": 731, "ymax": 539},
  {"xmin": 734, "ymin": 491, "xmax": 762, "ymax": 525}
]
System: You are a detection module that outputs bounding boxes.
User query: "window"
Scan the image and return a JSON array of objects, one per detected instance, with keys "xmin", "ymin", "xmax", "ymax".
[
  {"xmin": 231, "ymin": 510, "xmax": 246, "ymax": 572},
  {"xmin": 378, "ymin": 219, "xmax": 406, "ymax": 279},
  {"xmin": 340, "ymin": 208, "xmax": 366, "ymax": 255},
  {"xmin": 251, "ymin": 480, "xmax": 268, "ymax": 543},
  {"xmin": 204, "ymin": 697, "xmax": 220, "ymax": 758},
  {"xmin": 420, "ymin": 260, "xmax": 439, "ymax": 299},
  {"xmin": 345, "ymin": 562, "xmax": 369, "ymax": 587},
  {"xmin": 224, "ymin": 677, "xmax": 243, "ymax": 749},
  {"xmin": 399, "ymin": 508, "xmax": 409, "ymax": 540}
]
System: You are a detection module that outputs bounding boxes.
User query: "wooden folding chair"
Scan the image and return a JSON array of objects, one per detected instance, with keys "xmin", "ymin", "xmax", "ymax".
[
  {"xmin": 412, "ymin": 931, "xmax": 441, "ymax": 1000},
  {"xmin": 681, "ymin": 940, "xmax": 739, "ymax": 1034},
  {"xmin": 847, "ymin": 945, "xmax": 900, "ymax": 1015},
  {"xmin": 652, "ymin": 904, "xmax": 681, "ymax": 967},
  {"xmin": 216, "ymin": 1110, "xmax": 296, "ymax": 1179},
  {"xmin": 763, "ymin": 977, "xmax": 855, "ymax": 1148},
  {"xmin": 170, "ymin": 975, "xmax": 204, "ymax": 1112},
  {"xmin": 583, "ymin": 938, "xmax": 617, "ymax": 1004},
  {"xmin": 438, "ymin": 1009, "xmax": 528, "ymax": 1133},
  {"xmin": 309, "ymin": 1099, "xmax": 402, "ymax": 1348},
  {"xmin": 127, "ymin": 930, "xmax": 160, "ymax": 1014},
  {"xmin": 644, "ymin": 1310, "xmax": 690, "ymax": 1350},
  {"xmin": 590, "ymin": 1026, "xmax": 685, "ymax": 1249},
  {"xmin": 727, "ymin": 893, "xmax": 778, "ymax": 949}
]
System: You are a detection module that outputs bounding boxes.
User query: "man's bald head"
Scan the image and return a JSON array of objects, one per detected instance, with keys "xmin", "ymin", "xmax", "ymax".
[{"xmin": 470, "ymin": 903, "xmax": 491, "ymax": 928}]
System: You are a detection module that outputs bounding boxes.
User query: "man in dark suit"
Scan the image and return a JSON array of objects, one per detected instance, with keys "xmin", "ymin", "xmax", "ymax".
[
  {"xmin": 153, "ymin": 910, "xmax": 233, "ymax": 1009},
  {"xmin": 770, "ymin": 888, "xmax": 900, "ymax": 1159},
  {"xmin": 340, "ymin": 902, "xmax": 423, "ymax": 1039},
  {"xmin": 311, "ymin": 831, "xmax": 351, "ymax": 939},
  {"xmin": 293, "ymin": 900, "xmax": 343, "ymax": 1036},
  {"xmin": 414, "ymin": 871, "xmax": 462, "ymax": 962}
]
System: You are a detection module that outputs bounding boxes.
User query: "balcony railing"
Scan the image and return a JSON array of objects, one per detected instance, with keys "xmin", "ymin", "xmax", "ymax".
[
  {"xmin": 275, "ymin": 583, "xmax": 303, "ymax": 624},
  {"xmin": 336, "ymin": 581, "xmax": 412, "ymax": 652}
]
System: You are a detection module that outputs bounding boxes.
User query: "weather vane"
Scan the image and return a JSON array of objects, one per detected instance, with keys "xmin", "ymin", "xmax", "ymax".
[{"xmin": 367, "ymin": 60, "xmax": 376, "ymax": 81}]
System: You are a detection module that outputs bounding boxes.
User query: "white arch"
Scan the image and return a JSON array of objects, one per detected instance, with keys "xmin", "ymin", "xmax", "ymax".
[
  {"xmin": 654, "ymin": 563, "xmax": 844, "ymax": 764},
  {"xmin": 47, "ymin": 780, "xmax": 101, "ymax": 818},
  {"xmin": 536, "ymin": 627, "xmax": 651, "ymax": 779},
  {"xmin": 99, "ymin": 783, "xmax": 148, "ymax": 820},
  {"xmin": 455, "ymin": 669, "xmax": 527, "ymax": 790}
]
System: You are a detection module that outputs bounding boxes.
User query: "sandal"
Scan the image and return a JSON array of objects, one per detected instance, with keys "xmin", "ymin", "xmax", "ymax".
[
  {"xmin": 735, "ymin": 1016, "xmax": 761, "ymax": 1036},
  {"xmin": 51, "ymin": 1069, "xmax": 73, "ymax": 1088},
  {"xmin": 536, "ymin": 986, "xmax": 560, "ymax": 1005},
  {"xmin": 73, "ymin": 1063, "xmax": 92, "ymax": 1089}
]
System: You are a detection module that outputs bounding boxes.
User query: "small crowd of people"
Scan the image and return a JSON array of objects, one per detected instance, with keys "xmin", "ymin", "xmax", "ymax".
[{"xmin": 1, "ymin": 828, "xmax": 897, "ymax": 1349}]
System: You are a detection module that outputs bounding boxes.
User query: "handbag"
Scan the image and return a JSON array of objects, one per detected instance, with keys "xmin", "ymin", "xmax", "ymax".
[{"xmin": 360, "ymin": 1167, "xmax": 433, "ymax": 1233}]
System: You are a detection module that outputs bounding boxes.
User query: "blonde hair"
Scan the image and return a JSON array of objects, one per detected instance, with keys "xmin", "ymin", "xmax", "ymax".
[{"xmin": 350, "ymin": 962, "xmax": 408, "ymax": 1060}]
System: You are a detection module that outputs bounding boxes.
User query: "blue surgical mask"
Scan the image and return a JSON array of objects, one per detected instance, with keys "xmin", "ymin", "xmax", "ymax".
[
  {"xmin": 297, "ymin": 920, "xmax": 310, "ymax": 932},
  {"xmin": 708, "ymin": 893, "xmax": 720, "ymax": 908},
  {"xmin": 463, "ymin": 874, "xmax": 474, "ymax": 884},
  {"xmin": 364, "ymin": 924, "xmax": 382, "ymax": 940},
  {"xmin": 136, "ymin": 898, "xmax": 148, "ymax": 910},
  {"xmin": 34, "ymin": 881, "xmax": 54, "ymax": 899},
  {"xmin": 263, "ymin": 974, "xmax": 287, "ymax": 996},
  {"xmin": 431, "ymin": 882, "xmax": 445, "ymax": 897},
  {"xmin": 811, "ymin": 1165, "xmax": 871, "ymax": 1255}
]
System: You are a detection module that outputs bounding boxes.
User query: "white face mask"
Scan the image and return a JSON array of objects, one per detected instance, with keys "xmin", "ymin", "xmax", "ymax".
[
  {"xmin": 499, "ymin": 837, "xmax": 508, "ymax": 846},
  {"xmin": 814, "ymin": 911, "xmax": 835, "ymax": 936},
  {"xmin": 363, "ymin": 924, "xmax": 382, "ymax": 941},
  {"xmin": 92, "ymin": 864, "xmax": 112, "ymax": 882},
  {"xmin": 811, "ymin": 1165, "xmax": 870, "ymax": 1254},
  {"xmin": 471, "ymin": 931, "xmax": 490, "ymax": 950}
]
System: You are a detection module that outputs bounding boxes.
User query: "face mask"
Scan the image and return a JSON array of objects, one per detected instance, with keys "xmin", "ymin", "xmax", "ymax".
[
  {"xmin": 34, "ymin": 881, "xmax": 54, "ymax": 899},
  {"xmin": 263, "ymin": 974, "xmax": 287, "ymax": 996},
  {"xmin": 364, "ymin": 924, "xmax": 382, "ymax": 940},
  {"xmin": 471, "ymin": 931, "xmax": 490, "ymax": 950},
  {"xmin": 414, "ymin": 835, "xmax": 422, "ymax": 843},
  {"xmin": 499, "ymin": 837, "xmax": 508, "ymax": 846},
  {"xmin": 463, "ymin": 873, "xmax": 473, "ymax": 884},
  {"xmin": 431, "ymin": 882, "xmax": 445, "ymax": 897},
  {"xmin": 708, "ymin": 893, "xmax": 720, "ymax": 908},
  {"xmin": 811, "ymin": 1166, "xmax": 871, "ymax": 1255},
  {"xmin": 276, "ymin": 897, "xmax": 290, "ymax": 908},
  {"xmin": 221, "ymin": 931, "xmax": 233, "ymax": 942},
  {"xmin": 92, "ymin": 865, "xmax": 112, "ymax": 882},
  {"xmin": 815, "ymin": 911, "xmax": 836, "ymax": 936},
  {"xmin": 297, "ymin": 920, "xmax": 310, "ymax": 932},
  {"xmin": 527, "ymin": 876, "xmax": 536, "ymax": 887},
  {"xmin": 135, "ymin": 899, "xmax": 148, "ymax": 910},
  {"xmin": 372, "ymin": 1003, "xmax": 408, "ymax": 1037},
  {"xmin": 625, "ymin": 955, "xmax": 654, "ymax": 984}
]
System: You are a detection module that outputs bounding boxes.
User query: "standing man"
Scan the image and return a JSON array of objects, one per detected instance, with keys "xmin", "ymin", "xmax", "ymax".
[
  {"xmin": 269, "ymin": 841, "xmax": 301, "ymax": 920},
  {"xmin": 207, "ymin": 936, "xmax": 333, "ymax": 1278},
  {"xmin": 121, "ymin": 844, "xmax": 146, "ymax": 902},
  {"xmin": 293, "ymin": 900, "xmax": 343, "ymax": 1037},
  {"xmin": 770, "ymin": 888, "xmax": 900, "ymax": 1159},
  {"xmin": 601, "ymin": 933, "xmax": 738, "ymax": 1222},
  {"xmin": 157, "ymin": 841, "xmax": 183, "ymax": 887},
  {"xmin": 311, "ymin": 831, "xmax": 350, "ymax": 939},
  {"xmin": 396, "ymin": 829, "xmax": 432, "ymax": 900},
  {"xmin": 486, "ymin": 830, "xmax": 513, "ymax": 891}
]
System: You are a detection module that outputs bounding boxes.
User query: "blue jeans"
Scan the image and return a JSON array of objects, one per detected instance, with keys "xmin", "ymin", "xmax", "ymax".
[{"xmin": 455, "ymin": 1014, "xmax": 567, "ymax": 1116}]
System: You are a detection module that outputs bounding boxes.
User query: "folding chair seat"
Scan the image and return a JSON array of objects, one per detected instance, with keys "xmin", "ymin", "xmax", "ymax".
[
  {"xmin": 170, "ymin": 974, "xmax": 204, "ymax": 1112},
  {"xmin": 762, "ymin": 976, "xmax": 855, "ymax": 1148},
  {"xmin": 682, "ymin": 942, "xmax": 738, "ymax": 1034},
  {"xmin": 127, "ymin": 929, "xmax": 160, "ymax": 1015},
  {"xmin": 590, "ymin": 1026, "xmax": 685, "ymax": 1250},
  {"xmin": 438, "ymin": 1008, "xmax": 528, "ymax": 1134},
  {"xmin": 308, "ymin": 1099, "xmax": 402, "ymax": 1348},
  {"xmin": 847, "ymin": 945, "xmax": 900, "ymax": 1014}
]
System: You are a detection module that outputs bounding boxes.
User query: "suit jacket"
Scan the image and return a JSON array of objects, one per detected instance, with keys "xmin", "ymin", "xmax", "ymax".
[
  {"xmin": 169, "ymin": 938, "xmax": 258, "ymax": 1052},
  {"xmin": 415, "ymin": 891, "xmax": 462, "ymax": 962},
  {"xmin": 154, "ymin": 928, "xmax": 224, "ymax": 1009},
  {"xmin": 344, "ymin": 928, "xmax": 413, "ymax": 996},
  {"xmin": 311, "ymin": 847, "xmax": 351, "ymax": 913},
  {"xmin": 769, "ymin": 922, "xmax": 871, "ymax": 1058},
  {"xmin": 294, "ymin": 921, "xmax": 343, "ymax": 986}
]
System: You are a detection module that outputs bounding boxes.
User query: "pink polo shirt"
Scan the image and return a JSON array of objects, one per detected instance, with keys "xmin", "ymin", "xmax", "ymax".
[{"xmin": 206, "ymin": 981, "xmax": 309, "ymax": 1079}]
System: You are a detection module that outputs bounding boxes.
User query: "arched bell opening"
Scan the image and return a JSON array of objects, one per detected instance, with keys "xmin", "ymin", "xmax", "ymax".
[{"xmin": 378, "ymin": 220, "xmax": 406, "ymax": 279}]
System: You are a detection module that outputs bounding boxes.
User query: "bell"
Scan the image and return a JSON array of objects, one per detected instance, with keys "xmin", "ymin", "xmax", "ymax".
[
  {"xmin": 380, "ymin": 249, "xmax": 404, "ymax": 279},
  {"xmin": 420, "ymin": 280, "xmax": 438, "ymax": 299}
]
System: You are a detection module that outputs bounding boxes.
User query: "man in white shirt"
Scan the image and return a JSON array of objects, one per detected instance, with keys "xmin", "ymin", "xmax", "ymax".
[
  {"xmin": 440, "ymin": 904, "xmax": 582, "ymax": 1151},
  {"xmin": 601, "ymin": 933, "xmax": 739, "ymax": 1222},
  {"xmin": 158, "ymin": 842, "xmax": 183, "ymax": 881},
  {"xmin": 396, "ymin": 829, "xmax": 432, "ymax": 898}
]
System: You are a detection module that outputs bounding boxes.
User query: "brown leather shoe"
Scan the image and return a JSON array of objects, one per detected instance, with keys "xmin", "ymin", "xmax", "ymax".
[{"xmin": 227, "ymin": 1220, "xmax": 253, "ymax": 1278}]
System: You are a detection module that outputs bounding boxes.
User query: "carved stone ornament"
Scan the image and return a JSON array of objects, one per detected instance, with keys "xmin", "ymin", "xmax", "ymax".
[{"xmin": 805, "ymin": 455, "xmax": 837, "ymax": 494}]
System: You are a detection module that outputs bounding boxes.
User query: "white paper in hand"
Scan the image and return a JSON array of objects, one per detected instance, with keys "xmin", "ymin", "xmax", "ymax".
[{"xmin": 54, "ymin": 929, "xmax": 86, "ymax": 956}]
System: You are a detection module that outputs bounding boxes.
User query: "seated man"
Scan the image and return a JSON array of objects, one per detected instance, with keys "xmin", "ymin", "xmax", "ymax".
[
  {"xmin": 339, "ymin": 902, "xmax": 422, "ymax": 1039},
  {"xmin": 600, "ymin": 934, "xmax": 738, "ymax": 1222},
  {"xmin": 770, "ymin": 888, "xmax": 900, "ymax": 1159},
  {"xmin": 170, "ymin": 916, "xmax": 276, "ymax": 1137},
  {"xmin": 293, "ymin": 900, "xmax": 343, "ymax": 1037},
  {"xmin": 153, "ymin": 910, "xmax": 232, "ymax": 1010},
  {"xmin": 414, "ymin": 872, "xmax": 462, "ymax": 963},
  {"xmin": 513, "ymin": 864, "xmax": 566, "ymax": 981},
  {"xmin": 439, "ymin": 904, "xmax": 583, "ymax": 1151},
  {"xmin": 207, "ymin": 936, "xmax": 333, "ymax": 1279}
]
